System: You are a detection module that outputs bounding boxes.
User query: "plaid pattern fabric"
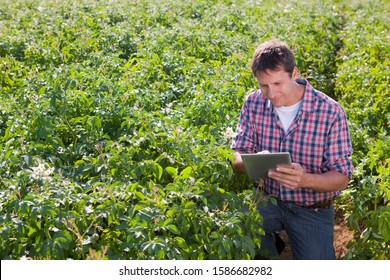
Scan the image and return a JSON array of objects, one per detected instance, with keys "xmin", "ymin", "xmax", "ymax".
[{"xmin": 231, "ymin": 79, "xmax": 354, "ymax": 206}]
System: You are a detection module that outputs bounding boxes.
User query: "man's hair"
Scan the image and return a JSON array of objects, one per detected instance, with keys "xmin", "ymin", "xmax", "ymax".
[{"xmin": 251, "ymin": 39, "xmax": 296, "ymax": 77}]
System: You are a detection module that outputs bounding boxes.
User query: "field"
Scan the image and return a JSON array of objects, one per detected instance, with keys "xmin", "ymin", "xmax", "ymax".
[{"xmin": 0, "ymin": 0, "xmax": 389, "ymax": 259}]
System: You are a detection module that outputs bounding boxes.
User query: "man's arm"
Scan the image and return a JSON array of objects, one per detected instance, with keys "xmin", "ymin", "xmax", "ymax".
[
  {"xmin": 268, "ymin": 163, "xmax": 350, "ymax": 192},
  {"xmin": 233, "ymin": 151, "xmax": 350, "ymax": 192}
]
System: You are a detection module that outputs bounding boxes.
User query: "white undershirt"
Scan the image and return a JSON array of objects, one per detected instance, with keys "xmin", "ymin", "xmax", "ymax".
[{"xmin": 274, "ymin": 100, "xmax": 303, "ymax": 133}]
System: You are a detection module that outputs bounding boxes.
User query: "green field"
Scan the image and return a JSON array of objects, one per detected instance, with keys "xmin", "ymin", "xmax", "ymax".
[{"xmin": 0, "ymin": 0, "xmax": 389, "ymax": 259}]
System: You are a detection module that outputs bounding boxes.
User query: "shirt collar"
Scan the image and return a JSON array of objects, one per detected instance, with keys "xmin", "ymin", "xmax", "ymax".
[
  {"xmin": 265, "ymin": 78, "xmax": 316, "ymax": 113},
  {"xmin": 296, "ymin": 78, "xmax": 316, "ymax": 113}
]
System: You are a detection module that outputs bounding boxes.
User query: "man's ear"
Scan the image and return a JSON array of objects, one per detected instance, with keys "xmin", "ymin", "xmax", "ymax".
[{"xmin": 292, "ymin": 67, "xmax": 298, "ymax": 79}]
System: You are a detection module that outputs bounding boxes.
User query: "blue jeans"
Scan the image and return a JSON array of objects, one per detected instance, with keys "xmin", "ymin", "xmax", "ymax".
[{"xmin": 257, "ymin": 192, "xmax": 335, "ymax": 260}]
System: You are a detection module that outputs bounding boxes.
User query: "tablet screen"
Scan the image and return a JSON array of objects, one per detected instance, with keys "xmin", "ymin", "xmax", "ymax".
[{"xmin": 241, "ymin": 152, "xmax": 292, "ymax": 180}]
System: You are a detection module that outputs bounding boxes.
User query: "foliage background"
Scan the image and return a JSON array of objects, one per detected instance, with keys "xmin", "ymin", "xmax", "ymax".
[{"xmin": 0, "ymin": 0, "xmax": 389, "ymax": 259}]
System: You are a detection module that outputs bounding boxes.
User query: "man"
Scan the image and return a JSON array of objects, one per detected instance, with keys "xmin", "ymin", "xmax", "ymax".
[{"xmin": 231, "ymin": 39, "xmax": 353, "ymax": 259}]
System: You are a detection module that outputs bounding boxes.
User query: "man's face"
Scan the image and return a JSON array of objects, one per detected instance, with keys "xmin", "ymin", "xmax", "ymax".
[{"xmin": 256, "ymin": 68, "xmax": 298, "ymax": 107}]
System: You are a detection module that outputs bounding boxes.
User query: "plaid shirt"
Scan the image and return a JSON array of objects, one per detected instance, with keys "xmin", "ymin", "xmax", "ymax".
[{"xmin": 231, "ymin": 79, "xmax": 354, "ymax": 206}]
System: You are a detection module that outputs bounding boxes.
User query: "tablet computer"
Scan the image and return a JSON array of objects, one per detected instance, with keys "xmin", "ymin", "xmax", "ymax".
[{"xmin": 241, "ymin": 152, "xmax": 292, "ymax": 180}]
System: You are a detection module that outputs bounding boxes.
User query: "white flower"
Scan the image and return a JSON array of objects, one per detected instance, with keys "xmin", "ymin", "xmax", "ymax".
[
  {"xmin": 222, "ymin": 127, "xmax": 236, "ymax": 142},
  {"xmin": 28, "ymin": 159, "xmax": 54, "ymax": 183}
]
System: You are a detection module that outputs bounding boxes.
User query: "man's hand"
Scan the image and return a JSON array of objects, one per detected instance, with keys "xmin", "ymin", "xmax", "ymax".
[{"xmin": 267, "ymin": 162, "xmax": 306, "ymax": 190}]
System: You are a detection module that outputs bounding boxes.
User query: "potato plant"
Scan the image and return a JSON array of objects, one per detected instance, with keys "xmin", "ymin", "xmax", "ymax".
[{"xmin": 335, "ymin": 0, "xmax": 390, "ymax": 259}]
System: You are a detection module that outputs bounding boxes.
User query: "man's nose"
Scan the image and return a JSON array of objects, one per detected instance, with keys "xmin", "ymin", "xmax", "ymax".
[{"xmin": 267, "ymin": 86, "xmax": 276, "ymax": 98}]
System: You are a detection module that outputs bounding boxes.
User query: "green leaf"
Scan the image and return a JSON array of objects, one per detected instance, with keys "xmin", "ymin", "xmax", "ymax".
[
  {"xmin": 165, "ymin": 166, "xmax": 177, "ymax": 177},
  {"xmin": 174, "ymin": 237, "xmax": 189, "ymax": 250},
  {"xmin": 167, "ymin": 224, "xmax": 180, "ymax": 235},
  {"xmin": 152, "ymin": 162, "xmax": 163, "ymax": 181},
  {"xmin": 184, "ymin": 201, "xmax": 196, "ymax": 209},
  {"xmin": 163, "ymin": 218, "xmax": 173, "ymax": 226},
  {"xmin": 180, "ymin": 167, "xmax": 193, "ymax": 178}
]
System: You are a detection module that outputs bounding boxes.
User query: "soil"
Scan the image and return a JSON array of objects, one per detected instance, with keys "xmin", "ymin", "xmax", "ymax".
[{"xmin": 279, "ymin": 207, "xmax": 356, "ymax": 260}]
